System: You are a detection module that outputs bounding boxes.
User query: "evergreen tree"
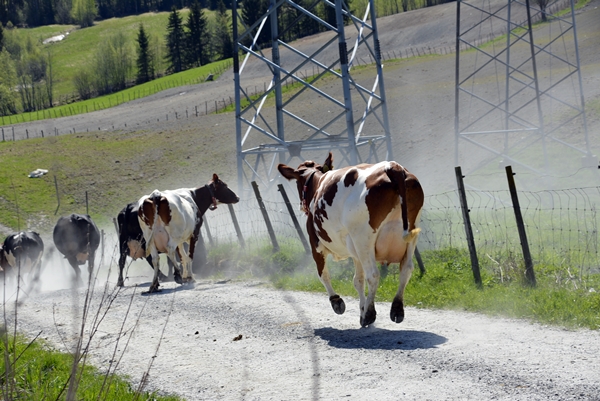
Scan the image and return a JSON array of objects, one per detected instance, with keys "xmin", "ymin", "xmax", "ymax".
[
  {"xmin": 213, "ymin": 0, "xmax": 232, "ymax": 60},
  {"xmin": 136, "ymin": 23, "xmax": 154, "ymax": 83},
  {"xmin": 55, "ymin": 0, "xmax": 73, "ymax": 24},
  {"xmin": 185, "ymin": 1, "xmax": 209, "ymax": 67},
  {"xmin": 165, "ymin": 6, "xmax": 185, "ymax": 73},
  {"xmin": 0, "ymin": 23, "xmax": 3, "ymax": 52},
  {"xmin": 241, "ymin": 0, "xmax": 270, "ymax": 48}
]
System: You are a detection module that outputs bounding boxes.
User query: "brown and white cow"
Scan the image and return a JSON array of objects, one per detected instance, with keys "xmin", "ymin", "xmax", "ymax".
[
  {"xmin": 138, "ymin": 174, "xmax": 239, "ymax": 293},
  {"xmin": 278, "ymin": 152, "xmax": 424, "ymax": 327}
]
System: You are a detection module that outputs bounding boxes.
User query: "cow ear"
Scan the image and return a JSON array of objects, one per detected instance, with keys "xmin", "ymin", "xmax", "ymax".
[
  {"xmin": 212, "ymin": 173, "xmax": 220, "ymax": 184},
  {"xmin": 323, "ymin": 152, "xmax": 334, "ymax": 172},
  {"xmin": 278, "ymin": 164, "xmax": 300, "ymax": 181}
]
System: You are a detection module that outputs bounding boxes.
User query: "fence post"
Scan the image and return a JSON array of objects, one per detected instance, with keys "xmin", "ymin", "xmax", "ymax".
[
  {"xmin": 277, "ymin": 184, "xmax": 310, "ymax": 254},
  {"xmin": 54, "ymin": 175, "xmax": 60, "ymax": 215},
  {"xmin": 202, "ymin": 214, "xmax": 214, "ymax": 246},
  {"xmin": 251, "ymin": 181, "xmax": 279, "ymax": 252},
  {"xmin": 2, "ymin": 128, "xmax": 4, "ymax": 141},
  {"xmin": 227, "ymin": 204, "xmax": 246, "ymax": 248},
  {"xmin": 455, "ymin": 166, "xmax": 482, "ymax": 287},
  {"xmin": 414, "ymin": 246, "xmax": 425, "ymax": 276},
  {"xmin": 505, "ymin": 165, "xmax": 536, "ymax": 286}
]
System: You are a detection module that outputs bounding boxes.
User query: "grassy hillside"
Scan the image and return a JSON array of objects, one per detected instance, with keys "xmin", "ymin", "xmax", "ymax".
[
  {"xmin": 8, "ymin": 8, "xmax": 219, "ymax": 98},
  {"xmin": 0, "ymin": 112, "xmax": 238, "ymax": 236}
]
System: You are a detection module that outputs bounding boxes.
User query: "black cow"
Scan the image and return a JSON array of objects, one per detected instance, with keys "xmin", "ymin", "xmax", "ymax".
[
  {"xmin": 116, "ymin": 202, "xmax": 178, "ymax": 287},
  {"xmin": 0, "ymin": 231, "xmax": 45, "ymax": 283},
  {"xmin": 53, "ymin": 213, "xmax": 101, "ymax": 282}
]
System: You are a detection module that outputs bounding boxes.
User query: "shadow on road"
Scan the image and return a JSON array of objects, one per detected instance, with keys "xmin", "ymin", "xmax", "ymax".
[{"xmin": 314, "ymin": 327, "xmax": 447, "ymax": 350}]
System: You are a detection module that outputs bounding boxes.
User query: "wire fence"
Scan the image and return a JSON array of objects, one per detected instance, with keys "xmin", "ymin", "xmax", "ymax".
[{"xmin": 197, "ymin": 182, "xmax": 600, "ymax": 279}]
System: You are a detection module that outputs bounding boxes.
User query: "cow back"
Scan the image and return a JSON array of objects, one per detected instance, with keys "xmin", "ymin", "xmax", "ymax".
[{"xmin": 53, "ymin": 214, "xmax": 101, "ymax": 257}]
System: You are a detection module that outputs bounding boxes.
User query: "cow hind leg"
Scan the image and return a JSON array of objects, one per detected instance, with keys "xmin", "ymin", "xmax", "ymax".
[
  {"xmin": 143, "ymin": 249, "xmax": 162, "ymax": 294},
  {"xmin": 361, "ymin": 256, "xmax": 380, "ymax": 327},
  {"xmin": 67, "ymin": 256, "xmax": 84, "ymax": 287},
  {"xmin": 352, "ymin": 258, "xmax": 367, "ymax": 320},
  {"xmin": 391, "ymin": 246, "xmax": 416, "ymax": 323}
]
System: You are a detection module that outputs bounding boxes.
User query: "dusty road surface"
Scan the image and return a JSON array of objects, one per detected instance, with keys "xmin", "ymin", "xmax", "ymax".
[{"xmin": 8, "ymin": 268, "xmax": 600, "ymax": 401}]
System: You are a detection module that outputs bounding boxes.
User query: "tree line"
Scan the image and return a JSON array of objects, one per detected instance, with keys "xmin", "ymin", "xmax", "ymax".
[{"xmin": 0, "ymin": 0, "xmax": 232, "ymax": 28}]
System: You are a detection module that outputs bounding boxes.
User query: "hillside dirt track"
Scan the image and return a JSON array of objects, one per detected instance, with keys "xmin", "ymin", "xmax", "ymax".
[
  {"xmin": 11, "ymin": 275, "xmax": 600, "ymax": 400},
  {"xmin": 4, "ymin": 0, "xmax": 600, "ymax": 400}
]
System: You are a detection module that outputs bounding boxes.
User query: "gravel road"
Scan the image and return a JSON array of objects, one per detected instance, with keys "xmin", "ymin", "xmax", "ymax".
[{"xmin": 8, "ymin": 265, "xmax": 600, "ymax": 401}]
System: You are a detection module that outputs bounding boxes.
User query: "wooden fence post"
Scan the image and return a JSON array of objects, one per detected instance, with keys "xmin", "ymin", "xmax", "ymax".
[
  {"xmin": 251, "ymin": 181, "xmax": 279, "ymax": 252},
  {"xmin": 455, "ymin": 166, "xmax": 482, "ymax": 287},
  {"xmin": 226, "ymin": 204, "xmax": 246, "ymax": 249},
  {"xmin": 202, "ymin": 215, "xmax": 214, "ymax": 247},
  {"xmin": 54, "ymin": 175, "xmax": 60, "ymax": 215},
  {"xmin": 505, "ymin": 165, "xmax": 536, "ymax": 286},
  {"xmin": 414, "ymin": 246, "xmax": 426, "ymax": 276},
  {"xmin": 277, "ymin": 184, "xmax": 310, "ymax": 254}
]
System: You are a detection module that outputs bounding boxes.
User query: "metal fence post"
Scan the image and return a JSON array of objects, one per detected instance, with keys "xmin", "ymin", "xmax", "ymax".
[
  {"xmin": 505, "ymin": 165, "xmax": 536, "ymax": 287},
  {"xmin": 227, "ymin": 204, "xmax": 245, "ymax": 249},
  {"xmin": 455, "ymin": 166, "xmax": 482, "ymax": 287},
  {"xmin": 251, "ymin": 181, "xmax": 279, "ymax": 252},
  {"xmin": 277, "ymin": 184, "xmax": 310, "ymax": 254}
]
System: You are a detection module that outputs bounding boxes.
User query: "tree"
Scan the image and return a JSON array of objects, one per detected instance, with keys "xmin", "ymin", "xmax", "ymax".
[
  {"xmin": 165, "ymin": 6, "xmax": 185, "ymax": 73},
  {"xmin": 93, "ymin": 31, "xmax": 131, "ymax": 94},
  {"xmin": 0, "ymin": 23, "xmax": 3, "ymax": 52},
  {"xmin": 535, "ymin": 0, "xmax": 550, "ymax": 22},
  {"xmin": 0, "ymin": 49, "xmax": 17, "ymax": 115},
  {"xmin": 71, "ymin": 0, "xmax": 97, "ymax": 28},
  {"xmin": 54, "ymin": 0, "xmax": 73, "ymax": 24},
  {"xmin": 212, "ymin": 0, "xmax": 232, "ymax": 60},
  {"xmin": 185, "ymin": 1, "xmax": 209, "ymax": 67},
  {"xmin": 241, "ymin": 0, "xmax": 270, "ymax": 48},
  {"xmin": 16, "ymin": 50, "xmax": 49, "ymax": 112},
  {"xmin": 136, "ymin": 23, "xmax": 154, "ymax": 84}
]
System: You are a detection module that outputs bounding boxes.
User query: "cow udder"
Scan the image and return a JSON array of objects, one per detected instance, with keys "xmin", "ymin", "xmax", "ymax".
[{"xmin": 127, "ymin": 240, "xmax": 146, "ymax": 260}]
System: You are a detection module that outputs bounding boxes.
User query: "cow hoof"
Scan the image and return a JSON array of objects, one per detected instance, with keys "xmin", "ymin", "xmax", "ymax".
[
  {"xmin": 117, "ymin": 280, "xmax": 124, "ymax": 287},
  {"xmin": 360, "ymin": 304, "xmax": 377, "ymax": 327},
  {"xmin": 390, "ymin": 298, "xmax": 405, "ymax": 323},
  {"xmin": 173, "ymin": 273, "xmax": 183, "ymax": 284},
  {"xmin": 329, "ymin": 295, "xmax": 346, "ymax": 315},
  {"xmin": 182, "ymin": 277, "xmax": 196, "ymax": 285},
  {"xmin": 142, "ymin": 286, "xmax": 162, "ymax": 294}
]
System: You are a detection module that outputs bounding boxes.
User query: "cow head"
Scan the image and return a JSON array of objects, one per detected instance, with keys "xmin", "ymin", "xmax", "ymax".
[
  {"xmin": 206, "ymin": 174, "xmax": 240, "ymax": 210},
  {"xmin": 278, "ymin": 152, "xmax": 334, "ymax": 214}
]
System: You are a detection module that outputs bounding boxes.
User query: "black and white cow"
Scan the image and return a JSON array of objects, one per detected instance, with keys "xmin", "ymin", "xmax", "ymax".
[
  {"xmin": 0, "ymin": 231, "xmax": 45, "ymax": 283},
  {"xmin": 116, "ymin": 202, "xmax": 178, "ymax": 287},
  {"xmin": 53, "ymin": 213, "xmax": 101, "ymax": 282}
]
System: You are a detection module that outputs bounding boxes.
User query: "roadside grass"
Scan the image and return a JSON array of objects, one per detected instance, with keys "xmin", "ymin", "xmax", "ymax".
[
  {"xmin": 0, "ymin": 334, "xmax": 181, "ymax": 400},
  {"xmin": 0, "ymin": 58, "xmax": 232, "ymax": 127}
]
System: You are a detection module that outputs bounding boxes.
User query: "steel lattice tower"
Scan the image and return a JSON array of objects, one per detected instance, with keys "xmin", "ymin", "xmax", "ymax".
[
  {"xmin": 454, "ymin": 0, "xmax": 594, "ymax": 182},
  {"xmin": 233, "ymin": 0, "xmax": 393, "ymax": 192}
]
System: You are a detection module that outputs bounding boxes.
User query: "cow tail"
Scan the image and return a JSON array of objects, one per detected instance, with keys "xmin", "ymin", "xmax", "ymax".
[{"xmin": 385, "ymin": 162, "xmax": 421, "ymax": 243}]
